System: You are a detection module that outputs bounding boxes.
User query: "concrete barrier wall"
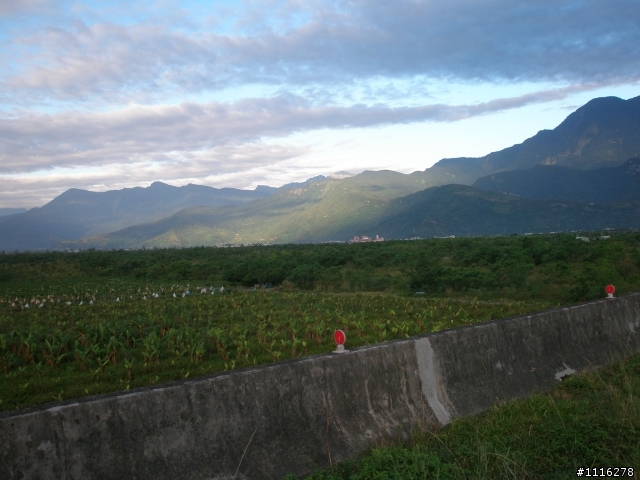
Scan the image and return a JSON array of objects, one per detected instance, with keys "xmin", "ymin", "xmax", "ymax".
[{"xmin": 2, "ymin": 294, "xmax": 640, "ymax": 479}]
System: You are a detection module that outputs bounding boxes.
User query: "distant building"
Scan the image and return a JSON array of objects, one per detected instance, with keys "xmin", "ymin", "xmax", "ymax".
[{"xmin": 349, "ymin": 235, "xmax": 384, "ymax": 243}]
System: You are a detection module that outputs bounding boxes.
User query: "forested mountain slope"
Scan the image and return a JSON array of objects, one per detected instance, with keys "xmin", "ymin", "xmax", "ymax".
[
  {"xmin": 473, "ymin": 157, "xmax": 640, "ymax": 202},
  {"xmin": 429, "ymin": 95, "xmax": 640, "ymax": 182}
]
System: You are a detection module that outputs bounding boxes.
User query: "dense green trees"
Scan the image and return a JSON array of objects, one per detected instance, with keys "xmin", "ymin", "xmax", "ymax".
[{"xmin": 1, "ymin": 232, "xmax": 638, "ymax": 302}]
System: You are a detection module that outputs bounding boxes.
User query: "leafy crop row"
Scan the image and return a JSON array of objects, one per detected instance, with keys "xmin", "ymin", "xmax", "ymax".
[{"xmin": 0, "ymin": 285, "xmax": 550, "ymax": 411}]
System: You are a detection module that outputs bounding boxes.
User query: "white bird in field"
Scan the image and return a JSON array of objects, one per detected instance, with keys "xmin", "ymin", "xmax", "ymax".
[
  {"xmin": 182, "ymin": 292, "xmax": 186, "ymax": 298},
  {"xmin": 90, "ymin": 300, "xmax": 94, "ymax": 304},
  {"xmin": 79, "ymin": 301, "xmax": 83, "ymax": 305},
  {"xmin": 116, "ymin": 297, "xmax": 120, "ymax": 302},
  {"xmin": 143, "ymin": 296, "xmax": 147, "ymax": 300},
  {"xmin": 39, "ymin": 303, "xmax": 44, "ymax": 308},
  {"xmin": 67, "ymin": 301, "xmax": 72, "ymax": 305},
  {"xmin": 25, "ymin": 303, "xmax": 29, "ymax": 308},
  {"xmin": 173, "ymin": 293, "xmax": 177, "ymax": 298}
]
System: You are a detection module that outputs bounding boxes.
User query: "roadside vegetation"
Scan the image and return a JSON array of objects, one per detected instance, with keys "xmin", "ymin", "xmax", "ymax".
[
  {"xmin": 301, "ymin": 352, "xmax": 640, "ymax": 479},
  {"xmin": 0, "ymin": 232, "xmax": 638, "ymax": 411}
]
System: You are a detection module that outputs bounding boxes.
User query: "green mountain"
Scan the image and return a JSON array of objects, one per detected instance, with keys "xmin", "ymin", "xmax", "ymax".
[
  {"xmin": 0, "ymin": 180, "xmax": 322, "ymax": 251},
  {"xmin": 66, "ymin": 180, "xmax": 640, "ymax": 249},
  {"xmin": 430, "ymin": 95, "xmax": 640, "ymax": 181},
  {"xmin": 6, "ymin": 94, "xmax": 640, "ymax": 251},
  {"xmin": 473, "ymin": 157, "xmax": 640, "ymax": 203},
  {"xmin": 63, "ymin": 94, "xmax": 640, "ymax": 250},
  {"xmin": 44, "ymin": 181, "xmax": 276, "ymax": 236},
  {"xmin": 65, "ymin": 170, "xmax": 440, "ymax": 248},
  {"xmin": 371, "ymin": 184, "xmax": 640, "ymax": 239}
]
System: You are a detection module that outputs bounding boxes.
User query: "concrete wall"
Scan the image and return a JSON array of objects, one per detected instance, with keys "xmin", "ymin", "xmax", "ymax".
[{"xmin": 2, "ymin": 293, "xmax": 640, "ymax": 479}]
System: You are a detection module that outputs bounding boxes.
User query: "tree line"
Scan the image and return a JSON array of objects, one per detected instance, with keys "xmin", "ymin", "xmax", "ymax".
[{"xmin": 1, "ymin": 232, "xmax": 639, "ymax": 302}]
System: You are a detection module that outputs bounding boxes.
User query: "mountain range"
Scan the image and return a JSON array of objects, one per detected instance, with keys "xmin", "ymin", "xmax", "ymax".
[
  {"xmin": 0, "ymin": 208, "xmax": 27, "ymax": 217},
  {"xmin": 2, "ymin": 95, "xmax": 640, "ymax": 251},
  {"xmin": 430, "ymin": 95, "xmax": 640, "ymax": 184},
  {"xmin": 473, "ymin": 157, "xmax": 640, "ymax": 203},
  {"xmin": 0, "ymin": 176, "xmax": 328, "ymax": 251}
]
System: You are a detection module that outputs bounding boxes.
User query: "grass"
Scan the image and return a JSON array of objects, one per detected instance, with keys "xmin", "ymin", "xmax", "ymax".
[{"xmin": 301, "ymin": 353, "xmax": 640, "ymax": 479}]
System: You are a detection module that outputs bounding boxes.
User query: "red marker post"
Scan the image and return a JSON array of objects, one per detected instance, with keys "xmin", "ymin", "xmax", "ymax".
[
  {"xmin": 333, "ymin": 329, "xmax": 347, "ymax": 354},
  {"xmin": 605, "ymin": 284, "xmax": 615, "ymax": 299}
]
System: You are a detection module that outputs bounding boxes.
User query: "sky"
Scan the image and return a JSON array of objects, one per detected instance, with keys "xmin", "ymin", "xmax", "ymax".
[{"xmin": 1, "ymin": 0, "xmax": 639, "ymax": 208}]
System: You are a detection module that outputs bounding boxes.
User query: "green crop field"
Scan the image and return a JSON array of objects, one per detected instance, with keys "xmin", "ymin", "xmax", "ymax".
[
  {"xmin": 1, "ymin": 232, "xmax": 639, "ymax": 412},
  {"xmin": 0, "ymin": 284, "xmax": 550, "ymax": 411}
]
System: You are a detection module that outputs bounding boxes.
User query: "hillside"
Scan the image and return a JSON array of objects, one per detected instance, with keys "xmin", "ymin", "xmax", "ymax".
[
  {"xmin": 430, "ymin": 95, "xmax": 640, "ymax": 181},
  {"xmin": 472, "ymin": 157, "xmax": 640, "ymax": 203},
  {"xmin": 0, "ymin": 179, "xmax": 324, "ymax": 251},
  {"xmin": 372, "ymin": 184, "xmax": 640, "ymax": 239},
  {"xmin": 0, "ymin": 212, "xmax": 92, "ymax": 252},
  {"xmin": 65, "ymin": 182, "xmax": 640, "ymax": 249},
  {"xmin": 65, "ymin": 170, "xmax": 439, "ymax": 249},
  {"xmin": 42, "ymin": 181, "xmax": 275, "ymax": 235},
  {"xmin": 0, "ymin": 208, "xmax": 26, "ymax": 217}
]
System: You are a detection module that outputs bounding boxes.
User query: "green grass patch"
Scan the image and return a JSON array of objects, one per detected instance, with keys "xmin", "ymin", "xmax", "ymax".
[{"xmin": 302, "ymin": 353, "xmax": 640, "ymax": 479}]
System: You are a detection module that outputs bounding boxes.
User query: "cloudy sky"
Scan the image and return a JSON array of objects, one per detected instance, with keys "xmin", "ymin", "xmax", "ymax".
[{"xmin": 1, "ymin": 0, "xmax": 639, "ymax": 208}]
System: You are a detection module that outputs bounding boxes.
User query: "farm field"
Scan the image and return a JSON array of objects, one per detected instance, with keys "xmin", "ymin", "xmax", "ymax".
[
  {"xmin": 0, "ymin": 282, "xmax": 550, "ymax": 411},
  {"xmin": 1, "ymin": 232, "xmax": 639, "ymax": 411}
]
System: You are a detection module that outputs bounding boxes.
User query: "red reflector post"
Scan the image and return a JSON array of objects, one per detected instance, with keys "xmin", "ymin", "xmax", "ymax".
[
  {"xmin": 333, "ymin": 330, "xmax": 347, "ymax": 353},
  {"xmin": 605, "ymin": 284, "xmax": 615, "ymax": 299}
]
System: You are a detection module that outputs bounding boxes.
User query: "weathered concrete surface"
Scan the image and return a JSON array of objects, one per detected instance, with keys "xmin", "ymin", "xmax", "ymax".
[
  {"xmin": 424, "ymin": 294, "xmax": 640, "ymax": 422},
  {"xmin": 1, "ymin": 293, "xmax": 639, "ymax": 479}
]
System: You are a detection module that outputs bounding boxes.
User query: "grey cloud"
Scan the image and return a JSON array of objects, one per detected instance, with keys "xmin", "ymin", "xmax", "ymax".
[
  {"xmin": 0, "ymin": 0, "xmax": 54, "ymax": 16},
  {"xmin": 2, "ymin": 0, "xmax": 639, "ymax": 104},
  {"xmin": 0, "ymin": 82, "xmax": 621, "ymax": 175}
]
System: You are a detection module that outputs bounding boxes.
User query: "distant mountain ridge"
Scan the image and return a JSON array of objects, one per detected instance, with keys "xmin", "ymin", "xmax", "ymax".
[
  {"xmin": 0, "ymin": 208, "xmax": 27, "ymax": 217},
  {"xmin": 429, "ymin": 95, "xmax": 640, "ymax": 183},
  {"xmin": 0, "ymin": 179, "xmax": 328, "ymax": 251},
  {"xmin": 3, "ymin": 94, "xmax": 640, "ymax": 251},
  {"xmin": 64, "ymin": 182, "xmax": 640, "ymax": 249},
  {"xmin": 371, "ymin": 184, "xmax": 640, "ymax": 239},
  {"xmin": 43, "ymin": 181, "xmax": 274, "ymax": 235},
  {"xmin": 473, "ymin": 157, "xmax": 640, "ymax": 203},
  {"xmin": 65, "ymin": 170, "xmax": 434, "ymax": 249}
]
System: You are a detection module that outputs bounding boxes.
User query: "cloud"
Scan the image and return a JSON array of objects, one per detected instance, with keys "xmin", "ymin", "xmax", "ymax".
[
  {"xmin": 2, "ymin": 0, "xmax": 639, "ymax": 105},
  {"xmin": 0, "ymin": 81, "xmax": 628, "ymax": 175},
  {"xmin": 0, "ymin": 0, "xmax": 54, "ymax": 17},
  {"xmin": 0, "ymin": 140, "xmax": 310, "ymax": 208},
  {"xmin": 2, "ymin": 0, "xmax": 639, "ymax": 207}
]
